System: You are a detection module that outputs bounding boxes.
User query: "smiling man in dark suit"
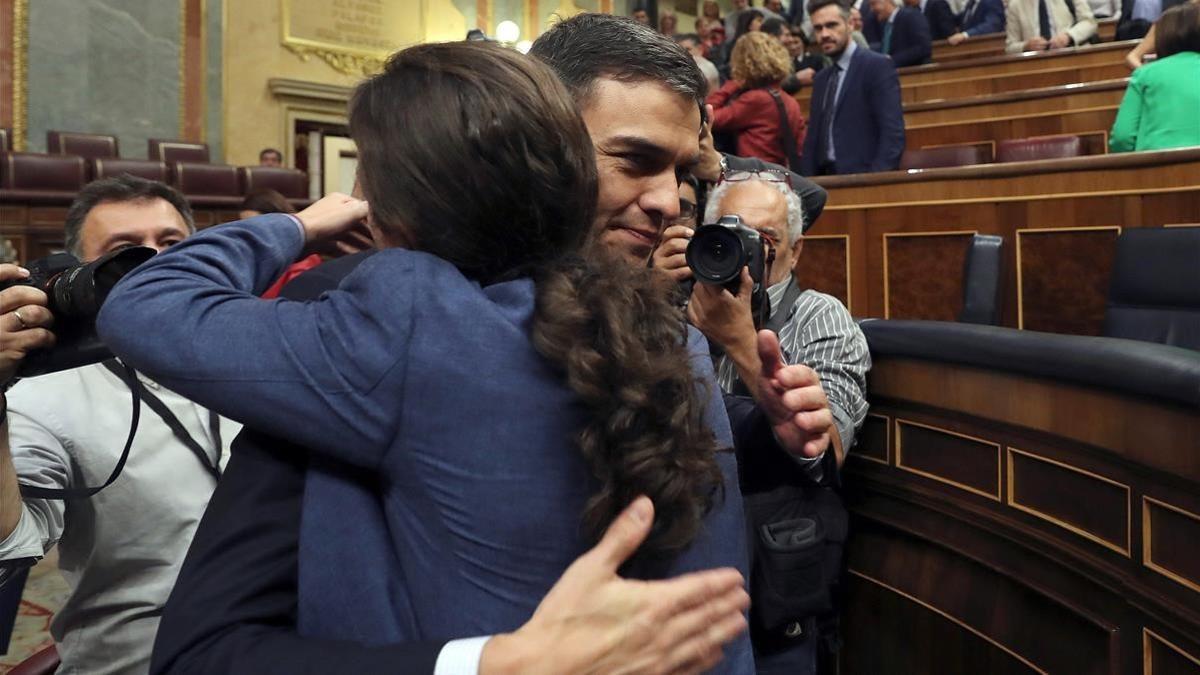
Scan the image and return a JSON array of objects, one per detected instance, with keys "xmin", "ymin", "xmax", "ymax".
[
  {"xmin": 801, "ymin": 0, "xmax": 906, "ymax": 176},
  {"xmin": 862, "ymin": 0, "xmax": 934, "ymax": 65}
]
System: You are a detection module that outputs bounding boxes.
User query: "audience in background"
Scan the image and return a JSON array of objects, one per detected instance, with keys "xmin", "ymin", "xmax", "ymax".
[
  {"xmin": 716, "ymin": 8, "xmax": 768, "ymax": 70},
  {"xmin": 906, "ymin": 0, "xmax": 959, "ymax": 38},
  {"xmin": 782, "ymin": 24, "xmax": 831, "ymax": 90},
  {"xmin": 1005, "ymin": 0, "xmax": 1097, "ymax": 52},
  {"xmin": 237, "ymin": 188, "xmax": 322, "ymax": 299},
  {"xmin": 947, "ymin": 0, "xmax": 1007, "ymax": 44},
  {"xmin": 631, "ymin": 6, "xmax": 651, "ymax": 25},
  {"xmin": 1110, "ymin": 3, "xmax": 1200, "ymax": 152},
  {"xmin": 862, "ymin": 0, "xmax": 934, "ymax": 65},
  {"xmin": 849, "ymin": 7, "xmax": 873, "ymax": 46},
  {"xmin": 676, "ymin": 32, "xmax": 723, "ymax": 90},
  {"xmin": 802, "ymin": 0, "xmax": 906, "ymax": 175},
  {"xmin": 1118, "ymin": 0, "xmax": 1190, "ymax": 38},
  {"xmin": 709, "ymin": 32, "xmax": 808, "ymax": 169},
  {"xmin": 726, "ymin": 0, "xmax": 786, "ymax": 39},
  {"xmin": 660, "ymin": 10, "xmax": 679, "ymax": 35},
  {"xmin": 258, "ymin": 148, "xmax": 282, "ymax": 167}
]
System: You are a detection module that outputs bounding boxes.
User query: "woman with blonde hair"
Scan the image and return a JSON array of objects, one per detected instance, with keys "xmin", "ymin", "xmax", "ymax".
[{"xmin": 707, "ymin": 31, "xmax": 807, "ymax": 169}]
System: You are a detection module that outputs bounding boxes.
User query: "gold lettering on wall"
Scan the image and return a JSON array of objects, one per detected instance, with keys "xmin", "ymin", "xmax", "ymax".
[{"xmin": 280, "ymin": 0, "xmax": 423, "ymax": 75}]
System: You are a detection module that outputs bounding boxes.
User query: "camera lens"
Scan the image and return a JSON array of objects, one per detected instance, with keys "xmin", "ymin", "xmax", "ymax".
[{"xmin": 686, "ymin": 225, "xmax": 746, "ymax": 285}]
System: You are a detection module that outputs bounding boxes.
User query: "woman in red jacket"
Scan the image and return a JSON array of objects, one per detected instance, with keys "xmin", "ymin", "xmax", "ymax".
[{"xmin": 707, "ymin": 31, "xmax": 806, "ymax": 170}]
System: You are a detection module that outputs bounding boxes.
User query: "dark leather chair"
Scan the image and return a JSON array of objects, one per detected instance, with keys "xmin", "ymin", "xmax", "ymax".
[
  {"xmin": 148, "ymin": 139, "xmax": 210, "ymax": 165},
  {"xmin": 238, "ymin": 166, "xmax": 308, "ymax": 199},
  {"xmin": 0, "ymin": 152, "xmax": 88, "ymax": 200},
  {"xmin": 958, "ymin": 234, "xmax": 1004, "ymax": 325},
  {"xmin": 0, "ymin": 128, "xmax": 11, "ymax": 153},
  {"xmin": 46, "ymin": 131, "xmax": 119, "ymax": 159},
  {"xmin": 1103, "ymin": 227, "xmax": 1200, "ymax": 350},
  {"xmin": 90, "ymin": 158, "xmax": 169, "ymax": 183},
  {"xmin": 900, "ymin": 145, "xmax": 992, "ymax": 170},
  {"xmin": 172, "ymin": 162, "xmax": 240, "ymax": 196},
  {"xmin": 995, "ymin": 135, "xmax": 1083, "ymax": 163},
  {"xmin": 9, "ymin": 645, "xmax": 60, "ymax": 675}
]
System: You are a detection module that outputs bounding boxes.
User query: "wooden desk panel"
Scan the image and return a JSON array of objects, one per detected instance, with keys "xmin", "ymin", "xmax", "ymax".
[
  {"xmin": 905, "ymin": 106, "xmax": 1118, "ymax": 152},
  {"xmin": 899, "ymin": 40, "xmax": 1135, "ymax": 86},
  {"xmin": 903, "ymin": 79, "xmax": 1126, "ymax": 127},
  {"xmin": 842, "ymin": 352, "xmax": 1200, "ymax": 674},
  {"xmin": 801, "ymin": 149, "xmax": 1200, "ymax": 334},
  {"xmin": 927, "ymin": 20, "xmax": 1115, "ymax": 64}
]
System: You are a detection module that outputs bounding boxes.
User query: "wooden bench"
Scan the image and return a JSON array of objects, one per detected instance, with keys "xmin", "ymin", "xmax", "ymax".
[
  {"xmin": 905, "ymin": 105, "xmax": 1119, "ymax": 152},
  {"xmin": 898, "ymin": 39, "xmax": 1136, "ymax": 86},
  {"xmin": 903, "ymin": 78, "xmax": 1127, "ymax": 127},
  {"xmin": 929, "ymin": 18, "xmax": 1117, "ymax": 63},
  {"xmin": 793, "ymin": 148, "xmax": 1200, "ymax": 336}
]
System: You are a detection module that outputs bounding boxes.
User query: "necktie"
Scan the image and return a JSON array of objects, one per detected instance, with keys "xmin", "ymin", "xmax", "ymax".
[
  {"xmin": 822, "ymin": 65, "xmax": 842, "ymax": 162},
  {"xmin": 1038, "ymin": 0, "xmax": 1052, "ymax": 39},
  {"xmin": 882, "ymin": 22, "xmax": 894, "ymax": 54}
]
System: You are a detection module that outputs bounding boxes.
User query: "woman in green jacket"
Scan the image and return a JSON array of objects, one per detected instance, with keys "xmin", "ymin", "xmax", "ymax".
[{"xmin": 1110, "ymin": 3, "xmax": 1200, "ymax": 152}]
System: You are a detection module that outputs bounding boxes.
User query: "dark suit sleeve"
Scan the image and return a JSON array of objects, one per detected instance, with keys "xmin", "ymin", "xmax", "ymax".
[
  {"xmin": 723, "ymin": 153, "xmax": 828, "ymax": 227},
  {"xmin": 930, "ymin": 1, "xmax": 959, "ymax": 39},
  {"xmin": 862, "ymin": 9, "xmax": 882, "ymax": 46},
  {"xmin": 149, "ymin": 430, "xmax": 447, "ymax": 674},
  {"xmin": 867, "ymin": 59, "xmax": 906, "ymax": 172},
  {"xmin": 967, "ymin": 0, "xmax": 1006, "ymax": 35},
  {"xmin": 891, "ymin": 10, "xmax": 933, "ymax": 66}
]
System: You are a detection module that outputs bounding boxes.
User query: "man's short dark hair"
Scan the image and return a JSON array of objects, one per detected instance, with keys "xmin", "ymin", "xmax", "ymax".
[
  {"xmin": 761, "ymin": 17, "xmax": 787, "ymax": 36},
  {"xmin": 64, "ymin": 175, "xmax": 195, "ymax": 257},
  {"xmin": 259, "ymin": 147, "xmax": 282, "ymax": 160},
  {"xmin": 807, "ymin": 0, "xmax": 851, "ymax": 19},
  {"xmin": 673, "ymin": 32, "xmax": 702, "ymax": 47},
  {"xmin": 529, "ymin": 13, "xmax": 708, "ymax": 113}
]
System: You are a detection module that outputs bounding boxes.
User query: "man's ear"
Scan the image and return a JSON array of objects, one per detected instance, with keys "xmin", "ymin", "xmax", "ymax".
[{"xmin": 790, "ymin": 237, "xmax": 805, "ymax": 273}]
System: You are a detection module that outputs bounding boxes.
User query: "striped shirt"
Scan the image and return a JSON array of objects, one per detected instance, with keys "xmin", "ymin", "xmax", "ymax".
[{"xmin": 717, "ymin": 279, "xmax": 871, "ymax": 456}]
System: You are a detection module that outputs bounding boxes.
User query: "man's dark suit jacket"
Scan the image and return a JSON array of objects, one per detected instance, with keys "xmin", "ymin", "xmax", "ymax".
[
  {"xmin": 1117, "ymin": 0, "xmax": 1187, "ymax": 39},
  {"xmin": 958, "ymin": 0, "xmax": 1006, "ymax": 35},
  {"xmin": 923, "ymin": 0, "xmax": 959, "ymax": 39},
  {"xmin": 800, "ymin": 47, "xmax": 906, "ymax": 176},
  {"xmin": 862, "ymin": 6, "xmax": 933, "ymax": 66}
]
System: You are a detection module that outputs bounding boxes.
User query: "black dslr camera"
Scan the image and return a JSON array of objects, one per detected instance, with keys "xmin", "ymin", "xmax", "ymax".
[
  {"xmin": 685, "ymin": 215, "xmax": 775, "ymax": 324},
  {"xmin": 1, "ymin": 246, "xmax": 155, "ymax": 378}
]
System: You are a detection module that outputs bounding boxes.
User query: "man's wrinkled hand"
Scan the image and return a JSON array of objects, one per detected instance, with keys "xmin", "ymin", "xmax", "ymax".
[
  {"xmin": 295, "ymin": 192, "xmax": 369, "ymax": 246},
  {"xmin": 481, "ymin": 496, "xmax": 749, "ymax": 675},
  {"xmin": 0, "ymin": 264, "xmax": 55, "ymax": 387},
  {"xmin": 1049, "ymin": 32, "xmax": 1072, "ymax": 49},
  {"xmin": 650, "ymin": 225, "xmax": 694, "ymax": 282},
  {"xmin": 687, "ymin": 268, "xmax": 756, "ymax": 356},
  {"xmin": 753, "ymin": 330, "xmax": 833, "ymax": 459},
  {"xmin": 1025, "ymin": 36, "xmax": 1049, "ymax": 50}
]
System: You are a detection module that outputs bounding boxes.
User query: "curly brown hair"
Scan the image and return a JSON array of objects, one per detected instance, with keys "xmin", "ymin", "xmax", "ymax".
[
  {"xmin": 731, "ymin": 30, "xmax": 793, "ymax": 87},
  {"xmin": 350, "ymin": 41, "xmax": 723, "ymax": 555}
]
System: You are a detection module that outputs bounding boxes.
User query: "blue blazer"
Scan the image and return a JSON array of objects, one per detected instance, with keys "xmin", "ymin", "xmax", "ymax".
[
  {"xmin": 862, "ymin": 6, "xmax": 932, "ymax": 67},
  {"xmin": 959, "ymin": 0, "xmax": 1006, "ymax": 36},
  {"xmin": 801, "ymin": 47, "xmax": 906, "ymax": 176}
]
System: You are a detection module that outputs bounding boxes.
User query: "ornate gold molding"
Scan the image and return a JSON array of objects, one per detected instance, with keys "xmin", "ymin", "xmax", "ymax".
[
  {"xmin": 282, "ymin": 43, "xmax": 383, "ymax": 77},
  {"xmin": 13, "ymin": 0, "xmax": 28, "ymax": 151}
]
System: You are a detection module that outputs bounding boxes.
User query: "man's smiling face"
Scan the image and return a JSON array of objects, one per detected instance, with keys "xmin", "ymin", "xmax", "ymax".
[{"xmin": 581, "ymin": 77, "xmax": 702, "ymax": 266}]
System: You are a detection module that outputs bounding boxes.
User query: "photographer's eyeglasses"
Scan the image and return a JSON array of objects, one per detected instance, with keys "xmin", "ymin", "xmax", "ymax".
[{"xmin": 718, "ymin": 168, "xmax": 790, "ymax": 185}]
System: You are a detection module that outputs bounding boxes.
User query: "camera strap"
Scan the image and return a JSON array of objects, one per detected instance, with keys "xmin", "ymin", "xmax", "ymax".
[
  {"xmin": 18, "ymin": 360, "xmax": 142, "ymax": 500},
  {"xmin": 99, "ymin": 360, "xmax": 223, "ymax": 482}
]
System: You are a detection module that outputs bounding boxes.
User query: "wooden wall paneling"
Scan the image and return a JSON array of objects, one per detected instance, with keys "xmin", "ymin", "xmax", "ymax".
[
  {"xmin": 906, "ymin": 107, "xmax": 1118, "ymax": 152},
  {"xmin": 1143, "ymin": 629, "xmax": 1200, "ymax": 675},
  {"xmin": 1015, "ymin": 226, "xmax": 1120, "ymax": 335},
  {"xmin": 883, "ymin": 230, "xmax": 975, "ymax": 320},
  {"xmin": 794, "ymin": 233, "xmax": 850, "ymax": 309},
  {"xmin": 895, "ymin": 418, "xmax": 1002, "ymax": 500},
  {"xmin": 1142, "ymin": 496, "xmax": 1200, "ymax": 596},
  {"xmin": 856, "ymin": 413, "xmax": 891, "ymax": 465}
]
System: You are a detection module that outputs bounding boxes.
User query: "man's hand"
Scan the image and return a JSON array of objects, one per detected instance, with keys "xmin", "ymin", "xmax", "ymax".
[
  {"xmin": 688, "ymin": 269, "xmax": 759, "ymax": 385},
  {"xmin": 693, "ymin": 104, "xmax": 724, "ymax": 183},
  {"xmin": 295, "ymin": 193, "xmax": 369, "ymax": 245},
  {"xmin": 1049, "ymin": 31, "xmax": 1072, "ymax": 49},
  {"xmin": 795, "ymin": 67, "xmax": 817, "ymax": 85},
  {"xmin": 0, "ymin": 265, "xmax": 55, "ymax": 387},
  {"xmin": 751, "ymin": 330, "xmax": 834, "ymax": 460},
  {"xmin": 1024, "ymin": 36, "xmax": 1049, "ymax": 50},
  {"xmin": 481, "ymin": 496, "xmax": 750, "ymax": 675},
  {"xmin": 947, "ymin": 31, "xmax": 968, "ymax": 45},
  {"xmin": 650, "ymin": 225, "xmax": 694, "ymax": 283}
]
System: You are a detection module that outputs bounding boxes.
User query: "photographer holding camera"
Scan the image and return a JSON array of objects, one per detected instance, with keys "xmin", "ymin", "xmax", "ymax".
[
  {"xmin": 0, "ymin": 175, "xmax": 245, "ymax": 675},
  {"xmin": 653, "ymin": 169, "xmax": 869, "ymax": 674}
]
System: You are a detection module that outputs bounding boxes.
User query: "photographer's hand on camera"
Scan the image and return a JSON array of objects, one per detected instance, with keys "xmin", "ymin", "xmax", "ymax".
[
  {"xmin": 0, "ymin": 264, "xmax": 55, "ymax": 388},
  {"xmin": 688, "ymin": 267, "xmax": 760, "ymax": 388},
  {"xmin": 753, "ymin": 331, "xmax": 835, "ymax": 461},
  {"xmin": 650, "ymin": 225, "xmax": 695, "ymax": 283}
]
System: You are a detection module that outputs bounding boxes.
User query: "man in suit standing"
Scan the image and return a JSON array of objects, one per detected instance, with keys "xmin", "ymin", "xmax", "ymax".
[
  {"xmin": 946, "ymin": 0, "xmax": 1006, "ymax": 44},
  {"xmin": 1005, "ymin": 0, "xmax": 1097, "ymax": 51},
  {"xmin": 802, "ymin": 0, "xmax": 906, "ymax": 176},
  {"xmin": 904, "ymin": 0, "xmax": 959, "ymax": 39},
  {"xmin": 862, "ymin": 0, "xmax": 934, "ymax": 65}
]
